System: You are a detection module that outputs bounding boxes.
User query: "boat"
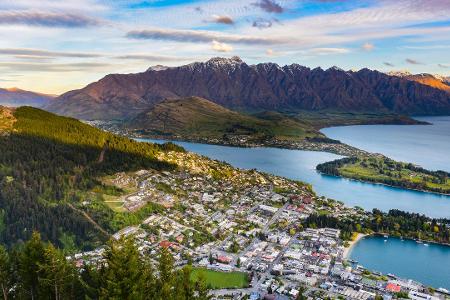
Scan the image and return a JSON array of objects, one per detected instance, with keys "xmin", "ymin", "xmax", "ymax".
[
  {"xmin": 423, "ymin": 243, "xmax": 429, "ymax": 246},
  {"xmin": 437, "ymin": 288, "xmax": 450, "ymax": 295},
  {"xmin": 387, "ymin": 273, "xmax": 397, "ymax": 279},
  {"xmin": 373, "ymin": 271, "xmax": 382, "ymax": 276},
  {"xmin": 383, "ymin": 235, "xmax": 388, "ymax": 238},
  {"xmin": 416, "ymin": 240, "xmax": 423, "ymax": 244}
]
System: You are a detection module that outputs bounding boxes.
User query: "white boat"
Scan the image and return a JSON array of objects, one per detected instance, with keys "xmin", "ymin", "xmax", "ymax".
[
  {"xmin": 383, "ymin": 235, "xmax": 388, "ymax": 238},
  {"xmin": 423, "ymin": 243, "xmax": 429, "ymax": 246}
]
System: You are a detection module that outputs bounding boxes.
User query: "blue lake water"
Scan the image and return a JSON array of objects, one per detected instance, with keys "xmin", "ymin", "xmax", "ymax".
[
  {"xmin": 322, "ymin": 116, "xmax": 450, "ymax": 172},
  {"xmin": 350, "ymin": 236, "xmax": 450, "ymax": 289},
  {"xmin": 139, "ymin": 139, "xmax": 450, "ymax": 218}
]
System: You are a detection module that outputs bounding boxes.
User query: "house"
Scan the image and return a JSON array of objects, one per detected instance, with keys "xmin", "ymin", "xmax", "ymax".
[
  {"xmin": 385, "ymin": 283, "xmax": 401, "ymax": 293},
  {"xmin": 408, "ymin": 291, "xmax": 439, "ymax": 300},
  {"xmin": 217, "ymin": 255, "xmax": 232, "ymax": 264}
]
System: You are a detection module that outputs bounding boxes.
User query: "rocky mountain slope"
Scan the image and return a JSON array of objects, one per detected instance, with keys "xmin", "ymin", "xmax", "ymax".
[
  {"xmin": 0, "ymin": 87, "xmax": 55, "ymax": 107},
  {"xmin": 46, "ymin": 57, "xmax": 450, "ymax": 120},
  {"xmin": 387, "ymin": 71, "xmax": 450, "ymax": 94},
  {"xmin": 126, "ymin": 96, "xmax": 321, "ymax": 140}
]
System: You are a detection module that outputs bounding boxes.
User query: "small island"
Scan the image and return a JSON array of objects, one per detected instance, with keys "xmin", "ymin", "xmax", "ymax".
[{"xmin": 317, "ymin": 156, "xmax": 450, "ymax": 195}]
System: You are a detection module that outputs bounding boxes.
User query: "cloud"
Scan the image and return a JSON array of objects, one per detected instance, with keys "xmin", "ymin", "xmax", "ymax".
[
  {"xmin": 361, "ymin": 42, "xmax": 374, "ymax": 51},
  {"xmin": 384, "ymin": 62, "xmax": 395, "ymax": 67},
  {"xmin": 438, "ymin": 63, "xmax": 449, "ymax": 69},
  {"xmin": 0, "ymin": 48, "xmax": 101, "ymax": 58},
  {"xmin": 0, "ymin": 11, "xmax": 102, "ymax": 27},
  {"xmin": 252, "ymin": 0, "xmax": 283, "ymax": 13},
  {"xmin": 0, "ymin": 62, "xmax": 111, "ymax": 73},
  {"xmin": 126, "ymin": 28, "xmax": 282, "ymax": 45},
  {"xmin": 405, "ymin": 58, "xmax": 423, "ymax": 65},
  {"xmin": 116, "ymin": 54, "xmax": 190, "ymax": 61},
  {"xmin": 211, "ymin": 40, "xmax": 233, "ymax": 52},
  {"xmin": 306, "ymin": 47, "xmax": 350, "ymax": 55},
  {"xmin": 253, "ymin": 18, "xmax": 272, "ymax": 29},
  {"xmin": 212, "ymin": 15, "xmax": 234, "ymax": 25}
]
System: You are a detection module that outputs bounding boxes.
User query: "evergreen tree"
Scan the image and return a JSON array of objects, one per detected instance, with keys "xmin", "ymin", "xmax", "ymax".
[
  {"xmin": 100, "ymin": 236, "xmax": 143, "ymax": 299},
  {"xmin": 195, "ymin": 272, "xmax": 210, "ymax": 300},
  {"xmin": 0, "ymin": 246, "xmax": 11, "ymax": 300},
  {"xmin": 80, "ymin": 264, "xmax": 102, "ymax": 299},
  {"xmin": 17, "ymin": 232, "xmax": 46, "ymax": 300},
  {"xmin": 38, "ymin": 244, "xmax": 78, "ymax": 300},
  {"xmin": 157, "ymin": 247, "xmax": 175, "ymax": 300}
]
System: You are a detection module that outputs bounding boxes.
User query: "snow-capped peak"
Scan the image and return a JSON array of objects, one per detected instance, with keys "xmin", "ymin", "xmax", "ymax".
[{"xmin": 147, "ymin": 65, "xmax": 169, "ymax": 72}]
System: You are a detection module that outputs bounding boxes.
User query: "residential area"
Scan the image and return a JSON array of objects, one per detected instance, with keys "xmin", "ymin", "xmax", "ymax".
[{"xmin": 68, "ymin": 150, "xmax": 448, "ymax": 300}]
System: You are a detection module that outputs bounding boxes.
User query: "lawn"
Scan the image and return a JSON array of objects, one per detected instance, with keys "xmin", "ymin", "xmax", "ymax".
[{"xmin": 190, "ymin": 268, "xmax": 249, "ymax": 289}]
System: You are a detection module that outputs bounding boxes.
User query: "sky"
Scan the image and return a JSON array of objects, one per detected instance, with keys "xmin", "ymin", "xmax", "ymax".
[{"xmin": 0, "ymin": 0, "xmax": 449, "ymax": 94}]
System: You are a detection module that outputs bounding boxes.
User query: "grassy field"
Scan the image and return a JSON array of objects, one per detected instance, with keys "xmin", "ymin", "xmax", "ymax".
[{"xmin": 190, "ymin": 268, "xmax": 249, "ymax": 289}]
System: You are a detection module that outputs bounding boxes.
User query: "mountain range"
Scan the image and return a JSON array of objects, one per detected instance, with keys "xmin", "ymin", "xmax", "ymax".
[
  {"xmin": 0, "ymin": 87, "xmax": 55, "ymax": 107},
  {"xmin": 46, "ymin": 57, "xmax": 450, "ymax": 120}
]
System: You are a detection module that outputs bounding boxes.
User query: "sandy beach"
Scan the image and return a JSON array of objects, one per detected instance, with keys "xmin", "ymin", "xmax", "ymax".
[{"xmin": 343, "ymin": 233, "xmax": 367, "ymax": 259}]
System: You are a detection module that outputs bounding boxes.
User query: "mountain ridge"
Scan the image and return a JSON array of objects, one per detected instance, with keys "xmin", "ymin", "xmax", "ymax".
[
  {"xmin": 386, "ymin": 71, "xmax": 450, "ymax": 94},
  {"xmin": 0, "ymin": 87, "xmax": 56, "ymax": 107},
  {"xmin": 46, "ymin": 57, "xmax": 450, "ymax": 120}
]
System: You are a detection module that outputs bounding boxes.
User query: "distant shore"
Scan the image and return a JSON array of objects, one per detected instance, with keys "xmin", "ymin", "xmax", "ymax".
[
  {"xmin": 343, "ymin": 233, "xmax": 367, "ymax": 259},
  {"xmin": 316, "ymin": 171, "xmax": 450, "ymax": 197}
]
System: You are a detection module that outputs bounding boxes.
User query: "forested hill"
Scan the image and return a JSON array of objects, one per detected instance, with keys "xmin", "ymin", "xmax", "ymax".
[{"xmin": 0, "ymin": 106, "xmax": 178, "ymax": 249}]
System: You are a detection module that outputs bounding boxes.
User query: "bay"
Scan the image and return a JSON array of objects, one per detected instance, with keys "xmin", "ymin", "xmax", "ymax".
[{"xmin": 349, "ymin": 235, "xmax": 450, "ymax": 289}]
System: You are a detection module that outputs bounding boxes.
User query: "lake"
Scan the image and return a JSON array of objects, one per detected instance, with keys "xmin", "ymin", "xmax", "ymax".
[
  {"xmin": 349, "ymin": 235, "xmax": 450, "ymax": 289},
  {"xmin": 138, "ymin": 139, "xmax": 450, "ymax": 218},
  {"xmin": 322, "ymin": 116, "xmax": 450, "ymax": 172}
]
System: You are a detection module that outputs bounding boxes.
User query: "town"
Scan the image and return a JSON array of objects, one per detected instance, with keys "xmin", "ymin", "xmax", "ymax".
[{"xmin": 67, "ymin": 149, "xmax": 449, "ymax": 300}]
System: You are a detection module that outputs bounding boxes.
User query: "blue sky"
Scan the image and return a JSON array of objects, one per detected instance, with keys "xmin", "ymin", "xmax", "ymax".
[{"xmin": 0, "ymin": 0, "xmax": 449, "ymax": 94}]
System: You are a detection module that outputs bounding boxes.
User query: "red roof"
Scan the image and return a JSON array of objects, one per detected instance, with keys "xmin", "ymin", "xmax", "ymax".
[
  {"xmin": 386, "ymin": 283, "xmax": 401, "ymax": 293},
  {"xmin": 159, "ymin": 240, "xmax": 174, "ymax": 248},
  {"xmin": 303, "ymin": 197, "xmax": 312, "ymax": 204},
  {"xmin": 217, "ymin": 255, "xmax": 232, "ymax": 263}
]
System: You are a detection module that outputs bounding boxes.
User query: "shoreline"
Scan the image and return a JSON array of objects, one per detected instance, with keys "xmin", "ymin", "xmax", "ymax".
[
  {"xmin": 343, "ymin": 233, "xmax": 367, "ymax": 259},
  {"xmin": 316, "ymin": 171, "xmax": 450, "ymax": 197},
  {"xmin": 133, "ymin": 134, "xmax": 367, "ymax": 157}
]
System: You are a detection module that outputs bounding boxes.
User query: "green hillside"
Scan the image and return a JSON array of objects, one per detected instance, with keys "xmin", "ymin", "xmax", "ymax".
[
  {"xmin": 0, "ymin": 106, "xmax": 177, "ymax": 249},
  {"xmin": 127, "ymin": 97, "xmax": 322, "ymax": 141}
]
